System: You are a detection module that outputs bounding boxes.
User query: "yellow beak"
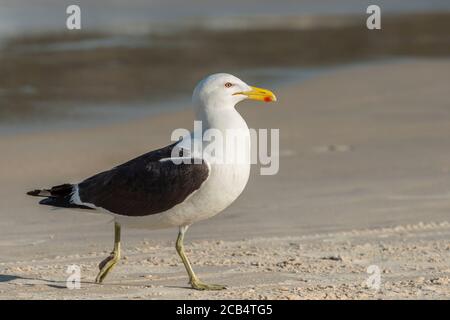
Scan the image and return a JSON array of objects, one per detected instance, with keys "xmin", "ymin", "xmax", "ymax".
[{"xmin": 236, "ymin": 86, "xmax": 277, "ymax": 103}]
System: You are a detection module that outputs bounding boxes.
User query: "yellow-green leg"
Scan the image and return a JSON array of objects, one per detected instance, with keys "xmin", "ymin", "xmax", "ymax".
[
  {"xmin": 176, "ymin": 225, "xmax": 226, "ymax": 291},
  {"xmin": 95, "ymin": 222, "xmax": 121, "ymax": 284}
]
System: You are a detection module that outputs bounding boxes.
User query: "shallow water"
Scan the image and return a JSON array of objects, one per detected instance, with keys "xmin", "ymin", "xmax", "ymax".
[
  {"xmin": 1, "ymin": 0, "xmax": 450, "ymax": 40},
  {"xmin": 0, "ymin": 66, "xmax": 326, "ymax": 135},
  {"xmin": 0, "ymin": 59, "xmax": 423, "ymax": 135}
]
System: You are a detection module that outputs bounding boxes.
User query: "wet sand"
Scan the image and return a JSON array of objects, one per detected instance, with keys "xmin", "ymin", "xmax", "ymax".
[{"xmin": 1, "ymin": 59, "xmax": 449, "ymax": 299}]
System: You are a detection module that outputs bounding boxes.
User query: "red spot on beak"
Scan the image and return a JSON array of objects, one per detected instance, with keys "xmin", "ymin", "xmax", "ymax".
[{"xmin": 264, "ymin": 96, "xmax": 272, "ymax": 102}]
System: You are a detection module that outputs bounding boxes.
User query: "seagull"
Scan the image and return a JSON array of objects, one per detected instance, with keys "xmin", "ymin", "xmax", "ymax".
[{"xmin": 27, "ymin": 73, "xmax": 277, "ymax": 290}]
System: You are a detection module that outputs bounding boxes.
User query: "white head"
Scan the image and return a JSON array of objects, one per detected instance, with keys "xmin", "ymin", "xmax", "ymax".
[{"xmin": 192, "ymin": 73, "xmax": 277, "ymax": 112}]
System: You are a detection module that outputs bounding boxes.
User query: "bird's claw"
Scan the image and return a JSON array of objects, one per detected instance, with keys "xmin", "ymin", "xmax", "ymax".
[
  {"xmin": 95, "ymin": 252, "xmax": 119, "ymax": 284},
  {"xmin": 190, "ymin": 279, "xmax": 227, "ymax": 291}
]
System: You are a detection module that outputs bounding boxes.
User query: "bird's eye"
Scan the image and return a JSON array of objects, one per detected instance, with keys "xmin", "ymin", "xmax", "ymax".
[{"xmin": 224, "ymin": 82, "xmax": 233, "ymax": 88}]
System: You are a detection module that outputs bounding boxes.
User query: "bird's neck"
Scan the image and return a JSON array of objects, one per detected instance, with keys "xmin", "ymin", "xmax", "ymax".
[
  {"xmin": 193, "ymin": 103, "xmax": 251, "ymax": 166},
  {"xmin": 193, "ymin": 104, "xmax": 251, "ymax": 166},
  {"xmin": 195, "ymin": 105, "xmax": 249, "ymax": 133}
]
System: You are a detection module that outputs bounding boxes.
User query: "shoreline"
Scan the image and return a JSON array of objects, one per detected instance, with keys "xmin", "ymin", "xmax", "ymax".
[
  {"xmin": 0, "ymin": 57, "xmax": 440, "ymax": 136},
  {"xmin": 0, "ymin": 63, "xmax": 359, "ymax": 135}
]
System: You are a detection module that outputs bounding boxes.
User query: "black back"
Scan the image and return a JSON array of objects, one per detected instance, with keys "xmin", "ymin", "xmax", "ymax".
[{"xmin": 77, "ymin": 143, "xmax": 210, "ymax": 216}]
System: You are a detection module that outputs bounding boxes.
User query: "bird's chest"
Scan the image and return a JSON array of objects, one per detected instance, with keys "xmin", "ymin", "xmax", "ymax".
[
  {"xmin": 210, "ymin": 163, "xmax": 250, "ymax": 200},
  {"xmin": 183, "ymin": 162, "xmax": 250, "ymax": 221}
]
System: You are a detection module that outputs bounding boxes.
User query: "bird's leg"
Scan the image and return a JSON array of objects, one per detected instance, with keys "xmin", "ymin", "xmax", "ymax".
[
  {"xmin": 176, "ymin": 225, "xmax": 226, "ymax": 291},
  {"xmin": 95, "ymin": 222, "xmax": 121, "ymax": 284}
]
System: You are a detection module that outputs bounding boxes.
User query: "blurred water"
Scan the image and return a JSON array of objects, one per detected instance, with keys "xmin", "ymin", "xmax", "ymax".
[
  {"xmin": 0, "ymin": 59, "xmax": 416, "ymax": 135},
  {"xmin": 0, "ymin": 66, "xmax": 324, "ymax": 135},
  {"xmin": 1, "ymin": 0, "xmax": 450, "ymax": 40}
]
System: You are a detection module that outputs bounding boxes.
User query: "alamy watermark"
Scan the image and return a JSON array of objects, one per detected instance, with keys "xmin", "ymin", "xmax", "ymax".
[
  {"xmin": 66, "ymin": 5, "xmax": 81, "ymax": 30},
  {"xmin": 169, "ymin": 121, "xmax": 279, "ymax": 175},
  {"xmin": 367, "ymin": 5, "xmax": 381, "ymax": 30},
  {"xmin": 365, "ymin": 264, "xmax": 381, "ymax": 291},
  {"xmin": 66, "ymin": 264, "xmax": 81, "ymax": 289}
]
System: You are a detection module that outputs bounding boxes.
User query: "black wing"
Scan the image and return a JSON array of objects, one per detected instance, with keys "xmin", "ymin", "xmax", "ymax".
[{"xmin": 77, "ymin": 143, "xmax": 209, "ymax": 217}]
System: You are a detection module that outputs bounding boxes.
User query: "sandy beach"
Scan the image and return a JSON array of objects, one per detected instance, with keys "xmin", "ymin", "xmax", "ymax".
[{"xmin": 0, "ymin": 59, "xmax": 449, "ymax": 299}]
